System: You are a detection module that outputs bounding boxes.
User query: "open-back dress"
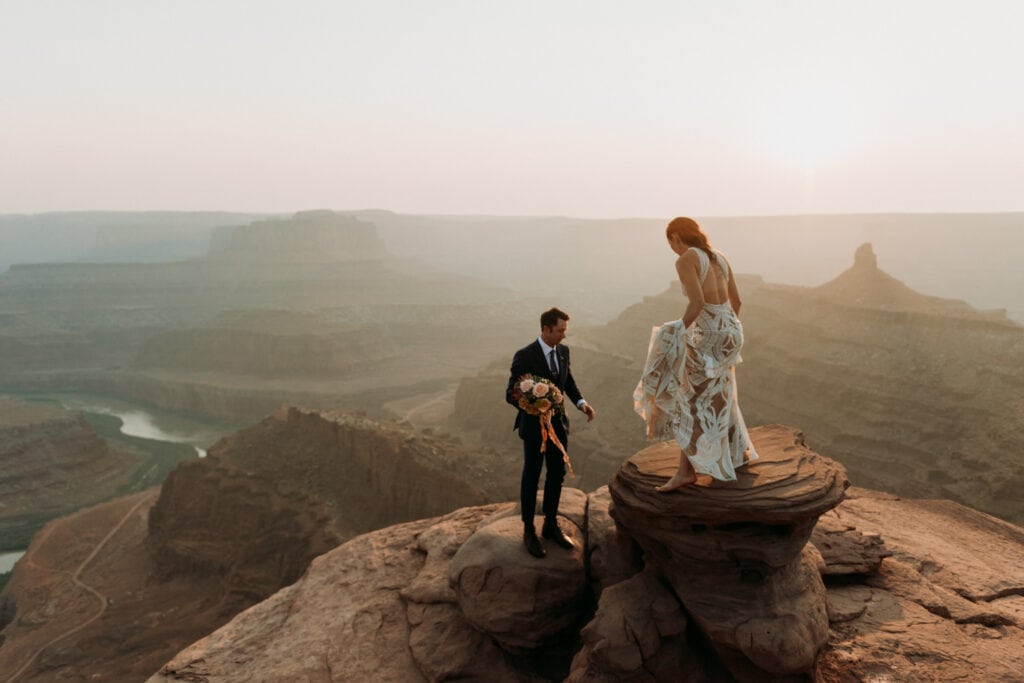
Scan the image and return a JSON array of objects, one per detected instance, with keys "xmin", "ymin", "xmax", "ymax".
[{"xmin": 633, "ymin": 247, "xmax": 758, "ymax": 480}]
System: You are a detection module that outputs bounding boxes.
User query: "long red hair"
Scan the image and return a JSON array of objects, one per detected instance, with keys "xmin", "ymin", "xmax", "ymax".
[{"xmin": 665, "ymin": 216, "xmax": 712, "ymax": 253}]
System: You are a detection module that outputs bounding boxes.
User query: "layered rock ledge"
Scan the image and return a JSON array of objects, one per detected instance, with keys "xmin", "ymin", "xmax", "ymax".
[{"xmin": 609, "ymin": 425, "xmax": 849, "ymax": 680}]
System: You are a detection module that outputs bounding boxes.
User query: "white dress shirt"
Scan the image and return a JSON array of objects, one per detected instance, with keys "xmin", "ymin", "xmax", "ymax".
[{"xmin": 537, "ymin": 336, "xmax": 587, "ymax": 408}]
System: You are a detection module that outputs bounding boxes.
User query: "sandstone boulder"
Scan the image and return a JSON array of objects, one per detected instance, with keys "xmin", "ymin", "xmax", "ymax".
[
  {"xmin": 610, "ymin": 425, "xmax": 848, "ymax": 680},
  {"xmin": 448, "ymin": 513, "xmax": 587, "ymax": 651}
]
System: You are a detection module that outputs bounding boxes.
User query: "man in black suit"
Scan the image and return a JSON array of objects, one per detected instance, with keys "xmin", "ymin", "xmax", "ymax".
[{"xmin": 506, "ymin": 307, "xmax": 596, "ymax": 558}]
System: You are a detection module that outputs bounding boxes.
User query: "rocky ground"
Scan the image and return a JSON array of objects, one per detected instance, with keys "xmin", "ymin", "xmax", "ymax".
[
  {"xmin": 145, "ymin": 425, "xmax": 1024, "ymax": 682},
  {"xmin": 0, "ymin": 489, "xmax": 216, "ymax": 682}
]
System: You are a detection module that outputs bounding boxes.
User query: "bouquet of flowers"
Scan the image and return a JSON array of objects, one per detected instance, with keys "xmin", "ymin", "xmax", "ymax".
[
  {"xmin": 511, "ymin": 375, "xmax": 564, "ymax": 416},
  {"xmin": 511, "ymin": 375, "xmax": 573, "ymax": 477}
]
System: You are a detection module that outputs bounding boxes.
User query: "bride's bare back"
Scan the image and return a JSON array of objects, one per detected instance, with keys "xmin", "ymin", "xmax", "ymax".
[
  {"xmin": 675, "ymin": 247, "xmax": 741, "ymax": 327},
  {"xmin": 699, "ymin": 252, "xmax": 729, "ymax": 305}
]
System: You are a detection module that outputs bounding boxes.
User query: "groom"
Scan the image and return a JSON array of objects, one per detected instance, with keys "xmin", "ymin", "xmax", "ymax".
[{"xmin": 506, "ymin": 307, "xmax": 596, "ymax": 558}]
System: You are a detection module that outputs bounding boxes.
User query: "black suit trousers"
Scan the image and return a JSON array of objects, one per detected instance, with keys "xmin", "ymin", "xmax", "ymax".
[{"xmin": 520, "ymin": 420, "xmax": 568, "ymax": 526}]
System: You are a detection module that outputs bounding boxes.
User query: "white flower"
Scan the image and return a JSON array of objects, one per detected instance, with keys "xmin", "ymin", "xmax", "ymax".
[{"xmin": 519, "ymin": 379, "xmax": 535, "ymax": 393}]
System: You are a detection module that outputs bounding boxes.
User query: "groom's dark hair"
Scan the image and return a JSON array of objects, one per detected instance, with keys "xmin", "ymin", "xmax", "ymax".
[{"xmin": 540, "ymin": 307, "xmax": 570, "ymax": 329}]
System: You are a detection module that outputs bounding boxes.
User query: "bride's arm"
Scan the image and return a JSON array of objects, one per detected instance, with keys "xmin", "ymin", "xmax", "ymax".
[{"xmin": 675, "ymin": 251, "xmax": 704, "ymax": 328}]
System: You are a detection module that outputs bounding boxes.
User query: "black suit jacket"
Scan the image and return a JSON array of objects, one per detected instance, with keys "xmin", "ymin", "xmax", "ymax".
[{"xmin": 506, "ymin": 340, "xmax": 583, "ymax": 441}]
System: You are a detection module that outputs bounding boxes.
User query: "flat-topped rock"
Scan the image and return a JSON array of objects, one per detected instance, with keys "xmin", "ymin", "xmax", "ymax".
[
  {"xmin": 611, "ymin": 425, "xmax": 849, "ymax": 524},
  {"xmin": 610, "ymin": 425, "xmax": 849, "ymax": 680}
]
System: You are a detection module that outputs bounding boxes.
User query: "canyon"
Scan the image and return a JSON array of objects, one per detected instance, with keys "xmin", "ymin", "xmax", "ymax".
[
  {"xmin": 450, "ymin": 243, "xmax": 1024, "ymax": 525},
  {"xmin": 0, "ymin": 406, "xmax": 497, "ymax": 680},
  {"xmin": 2, "ymin": 211, "xmax": 1023, "ymax": 680},
  {"xmin": 0, "ymin": 211, "xmax": 548, "ymax": 426}
]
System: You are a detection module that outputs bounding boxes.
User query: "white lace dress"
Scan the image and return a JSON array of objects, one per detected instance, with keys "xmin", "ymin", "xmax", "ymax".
[{"xmin": 633, "ymin": 248, "xmax": 758, "ymax": 481}]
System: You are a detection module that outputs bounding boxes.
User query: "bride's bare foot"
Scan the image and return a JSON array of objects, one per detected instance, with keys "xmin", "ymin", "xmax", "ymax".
[
  {"xmin": 656, "ymin": 474, "xmax": 697, "ymax": 492},
  {"xmin": 657, "ymin": 449, "xmax": 697, "ymax": 492}
]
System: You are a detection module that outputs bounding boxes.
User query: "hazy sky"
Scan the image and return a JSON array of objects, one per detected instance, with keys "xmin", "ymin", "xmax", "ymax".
[{"xmin": 2, "ymin": 1, "xmax": 1021, "ymax": 217}]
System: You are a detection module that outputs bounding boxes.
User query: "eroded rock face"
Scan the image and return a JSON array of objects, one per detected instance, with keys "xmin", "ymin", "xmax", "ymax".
[
  {"xmin": 147, "ymin": 405, "xmax": 489, "ymax": 596},
  {"xmin": 609, "ymin": 425, "xmax": 849, "ymax": 679},
  {"xmin": 567, "ymin": 570, "xmax": 699, "ymax": 682}
]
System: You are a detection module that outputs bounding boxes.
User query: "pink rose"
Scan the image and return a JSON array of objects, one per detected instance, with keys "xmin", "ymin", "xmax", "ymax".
[
  {"xmin": 533, "ymin": 382, "xmax": 550, "ymax": 397},
  {"xmin": 535, "ymin": 398, "xmax": 552, "ymax": 412},
  {"xmin": 519, "ymin": 379, "xmax": 535, "ymax": 393}
]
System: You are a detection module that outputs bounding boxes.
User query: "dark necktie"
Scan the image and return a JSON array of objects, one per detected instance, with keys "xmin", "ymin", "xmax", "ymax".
[{"xmin": 548, "ymin": 349, "xmax": 558, "ymax": 376}]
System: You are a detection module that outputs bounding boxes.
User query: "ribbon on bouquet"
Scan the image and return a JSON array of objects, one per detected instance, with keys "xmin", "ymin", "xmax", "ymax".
[{"xmin": 539, "ymin": 411, "xmax": 574, "ymax": 478}]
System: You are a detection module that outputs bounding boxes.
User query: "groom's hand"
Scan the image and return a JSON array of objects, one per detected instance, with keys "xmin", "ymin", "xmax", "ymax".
[{"xmin": 580, "ymin": 403, "xmax": 596, "ymax": 422}]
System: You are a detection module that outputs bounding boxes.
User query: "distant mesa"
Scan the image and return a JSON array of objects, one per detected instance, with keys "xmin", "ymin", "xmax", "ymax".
[
  {"xmin": 207, "ymin": 210, "xmax": 388, "ymax": 262},
  {"xmin": 812, "ymin": 241, "xmax": 1003, "ymax": 319}
]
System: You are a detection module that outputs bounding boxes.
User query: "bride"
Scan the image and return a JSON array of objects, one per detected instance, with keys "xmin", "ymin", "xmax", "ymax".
[{"xmin": 634, "ymin": 217, "xmax": 758, "ymax": 490}]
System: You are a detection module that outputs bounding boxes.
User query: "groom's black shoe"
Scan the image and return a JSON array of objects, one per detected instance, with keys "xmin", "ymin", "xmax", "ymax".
[
  {"xmin": 524, "ymin": 527, "xmax": 546, "ymax": 558},
  {"xmin": 541, "ymin": 519, "xmax": 575, "ymax": 550}
]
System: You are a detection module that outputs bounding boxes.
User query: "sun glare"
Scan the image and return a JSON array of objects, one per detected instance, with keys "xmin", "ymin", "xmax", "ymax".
[{"xmin": 757, "ymin": 91, "xmax": 863, "ymax": 174}]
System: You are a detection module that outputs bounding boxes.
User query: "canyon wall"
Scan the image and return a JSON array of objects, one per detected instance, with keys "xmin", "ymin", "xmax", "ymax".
[
  {"xmin": 148, "ymin": 405, "xmax": 495, "ymax": 598},
  {"xmin": 0, "ymin": 398, "xmax": 141, "ymax": 551}
]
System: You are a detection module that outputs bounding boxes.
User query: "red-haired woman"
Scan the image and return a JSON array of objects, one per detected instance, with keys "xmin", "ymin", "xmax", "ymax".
[{"xmin": 634, "ymin": 217, "xmax": 758, "ymax": 490}]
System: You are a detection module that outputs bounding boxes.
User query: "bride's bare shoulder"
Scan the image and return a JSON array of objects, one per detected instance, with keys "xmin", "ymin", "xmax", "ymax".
[{"xmin": 676, "ymin": 248, "xmax": 700, "ymax": 266}]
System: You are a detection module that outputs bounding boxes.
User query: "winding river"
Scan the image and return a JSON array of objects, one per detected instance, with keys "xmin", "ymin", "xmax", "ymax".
[
  {"xmin": 89, "ymin": 407, "xmax": 210, "ymax": 457},
  {"xmin": 44, "ymin": 392, "xmax": 233, "ymax": 458},
  {"xmin": 1, "ymin": 392, "xmax": 238, "ymax": 574}
]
